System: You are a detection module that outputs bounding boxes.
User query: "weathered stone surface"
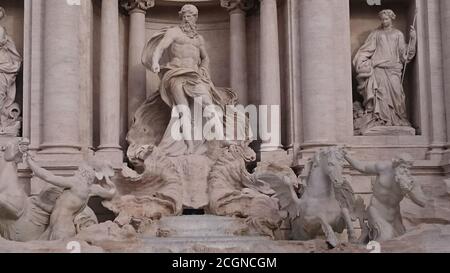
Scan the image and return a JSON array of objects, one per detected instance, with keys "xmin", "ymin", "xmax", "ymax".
[
  {"xmin": 75, "ymin": 221, "xmax": 139, "ymax": 252},
  {"xmin": 362, "ymin": 126, "xmax": 416, "ymax": 136},
  {"xmin": 173, "ymin": 155, "xmax": 212, "ymax": 209},
  {"xmin": 381, "ymin": 224, "xmax": 450, "ymax": 253},
  {"xmin": 0, "ymin": 237, "xmax": 104, "ymax": 253},
  {"xmin": 149, "ymin": 216, "xmax": 253, "ymax": 238},
  {"xmin": 133, "ymin": 237, "xmax": 369, "ymax": 254},
  {"xmin": 401, "ymin": 176, "xmax": 450, "ymax": 228}
]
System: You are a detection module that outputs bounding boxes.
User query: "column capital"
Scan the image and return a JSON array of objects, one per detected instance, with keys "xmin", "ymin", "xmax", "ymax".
[
  {"xmin": 121, "ymin": 0, "xmax": 155, "ymax": 14},
  {"xmin": 221, "ymin": 0, "xmax": 255, "ymax": 14}
]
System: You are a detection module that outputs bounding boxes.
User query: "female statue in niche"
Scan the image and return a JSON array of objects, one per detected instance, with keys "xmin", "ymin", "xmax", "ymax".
[
  {"xmin": 353, "ymin": 9, "xmax": 416, "ymax": 136},
  {"xmin": 0, "ymin": 7, "xmax": 22, "ymax": 136}
]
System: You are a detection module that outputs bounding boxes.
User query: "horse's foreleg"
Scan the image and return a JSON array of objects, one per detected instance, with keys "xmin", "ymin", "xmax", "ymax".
[
  {"xmin": 319, "ymin": 217, "xmax": 339, "ymax": 248},
  {"xmin": 342, "ymin": 208, "xmax": 357, "ymax": 243}
]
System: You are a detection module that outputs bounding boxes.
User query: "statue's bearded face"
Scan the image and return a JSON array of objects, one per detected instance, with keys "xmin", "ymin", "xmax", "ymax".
[
  {"xmin": 182, "ymin": 12, "xmax": 197, "ymax": 26},
  {"xmin": 180, "ymin": 11, "xmax": 199, "ymax": 38}
]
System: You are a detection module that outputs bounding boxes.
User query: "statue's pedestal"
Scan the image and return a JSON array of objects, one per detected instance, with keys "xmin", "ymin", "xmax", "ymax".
[
  {"xmin": 362, "ymin": 126, "xmax": 416, "ymax": 136},
  {"xmin": 169, "ymin": 155, "xmax": 212, "ymax": 210},
  {"xmin": 152, "ymin": 215, "xmax": 252, "ymax": 237}
]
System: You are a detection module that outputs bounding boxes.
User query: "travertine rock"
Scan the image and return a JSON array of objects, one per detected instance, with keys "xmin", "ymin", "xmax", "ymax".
[
  {"xmin": 401, "ymin": 176, "xmax": 450, "ymax": 228},
  {"xmin": 381, "ymin": 224, "xmax": 450, "ymax": 253},
  {"xmin": 208, "ymin": 142, "xmax": 282, "ymax": 238},
  {"xmin": 105, "ymin": 146, "xmax": 183, "ymax": 230},
  {"xmin": 75, "ymin": 221, "xmax": 138, "ymax": 252},
  {"xmin": 0, "ymin": 237, "xmax": 104, "ymax": 253}
]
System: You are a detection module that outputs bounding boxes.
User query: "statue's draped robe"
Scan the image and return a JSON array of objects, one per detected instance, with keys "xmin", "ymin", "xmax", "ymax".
[
  {"xmin": 137, "ymin": 28, "xmax": 249, "ymax": 157},
  {"xmin": 0, "ymin": 34, "xmax": 21, "ymax": 110},
  {"xmin": 353, "ymin": 28, "xmax": 415, "ymax": 128}
]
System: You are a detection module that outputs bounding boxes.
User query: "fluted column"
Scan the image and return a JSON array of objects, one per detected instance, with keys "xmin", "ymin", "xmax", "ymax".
[
  {"xmin": 221, "ymin": 0, "xmax": 252, "ymax": 105},
  {"xmin": 98, "ymin": 0, "xmax": 122, "ymax": 163},
  {"xmin": 259, "ymin": 0, "xmax": 282, "ymax": 151},
  {"xmin": 298, "ymin": 0, "xmax": 340, "ymax": 151},
  {"xmin": 424, "ymin": 0, "xmax": 447, "ymax": 160},
  {"xmin": 80, "ymin": 0, "xmax": 95, "ymax": 154},
  {"xmin": 41, "ymin": 0, "xmax": 81, "ymax": 152},
  {"xmin": 122, "ymin": 0, "xmax": 154, "ymax": 126},
  {"xmin": 441, "ymin": 0, "xmax": 450, "ymax": 157}
]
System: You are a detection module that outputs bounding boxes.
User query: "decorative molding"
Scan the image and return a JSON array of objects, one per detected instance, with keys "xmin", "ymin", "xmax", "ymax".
[
  {"xmin": 146, "ymin": 20, "xmax": 229, "ymax": 32},
  {"xmin": 220, "ymin": 0, "xmax": 255, "ymax": 13},
  {"xmin": 121, "ymin": 0, "xmax": 155, "ymax": 14}
]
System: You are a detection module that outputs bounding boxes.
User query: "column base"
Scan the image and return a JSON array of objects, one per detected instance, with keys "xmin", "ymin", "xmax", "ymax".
[
  {"xmin": 95, "ymin": 148, "xmax": 124, "ymax": 169},
  {"xmin": 39, "ymin": 142, "xmax": 82, "ymax": 153},
  {"xmin": 440, "ymin": 146, "xmax": 450, "ymax": 171},
  {"xmin": 259, "ymin": 149, "xmax": 293, "ymax": 166},
  {"xmin": 300, "ymin": 141, "xmax": 337, "ymax": 150},
  {"xmin": 260, "ymin": 143, "xmax": 284, "ymax": 152},
  {"xmin": 24, "ymin": 156, "xmax": 86, "ymax": 195},
  {"xmin": 36, "ymin": 147, "xmax": 85, "ymax": 164},
  {"xmin": 298, "ymin": 141, "xmax": 337, "ymax": 160},
  {"xmin": 426, "ymin": 143, "xmax": 446, "ymax": 161}
]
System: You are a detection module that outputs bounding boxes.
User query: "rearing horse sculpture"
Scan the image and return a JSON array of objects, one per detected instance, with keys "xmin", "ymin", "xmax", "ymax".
[{"xmin": 263, "ymin": 147, "xmax": 365, "ymax": 247}]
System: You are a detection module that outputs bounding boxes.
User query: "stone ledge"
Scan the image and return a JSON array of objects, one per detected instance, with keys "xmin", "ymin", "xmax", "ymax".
[
  {"xmin": 2, "ymin": 223, "xmax": 450, "ymax": 253},
  {"xmin": 362, "ymin": 126, "xmax": 416, "ymax": 136}
]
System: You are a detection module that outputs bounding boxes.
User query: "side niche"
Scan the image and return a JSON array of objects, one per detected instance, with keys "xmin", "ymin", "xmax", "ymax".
[
  {"xmin": 350, "ymin": 0, "xmax": 419, "ymax": 137},
  {"xmin": 0, "ymin": 2, "xmax": 24, "ymax": 137}
]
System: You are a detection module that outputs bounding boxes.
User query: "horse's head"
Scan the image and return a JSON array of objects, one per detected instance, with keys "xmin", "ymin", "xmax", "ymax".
[
  {"xmin": 2, "ymin": 138, "xmax": 29, "ymax": 163},
  {"xmin": 313, "ymin": 147, "xmax": 346, "ymax": 188},
  {"xmin": 229, "ymin": 142, "xmax": 256, "ymax": 163}
]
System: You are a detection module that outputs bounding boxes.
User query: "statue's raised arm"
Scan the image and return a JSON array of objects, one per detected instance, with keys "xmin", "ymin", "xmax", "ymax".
[
  {"xmin": 150, "ymin": 28, "xmax": 177, "ymax": 73},
  {"xmin": 343, "ymin": 150, "xmax": 379, "ymax": 175}
]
